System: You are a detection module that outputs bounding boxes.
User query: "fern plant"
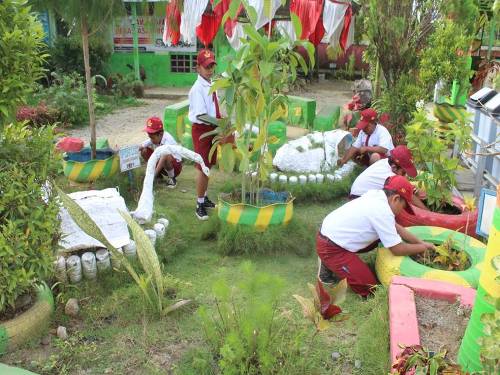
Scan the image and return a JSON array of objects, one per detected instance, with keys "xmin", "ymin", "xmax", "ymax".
[{"xmin": 56, "ymin": 186, "xmax": 189, "ymax": 316}]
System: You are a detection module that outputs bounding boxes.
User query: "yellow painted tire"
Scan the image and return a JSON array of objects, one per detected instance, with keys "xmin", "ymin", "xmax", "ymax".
[{"xmin": 375, "ymin": 226, "xmax": 486, "ymax": 288}]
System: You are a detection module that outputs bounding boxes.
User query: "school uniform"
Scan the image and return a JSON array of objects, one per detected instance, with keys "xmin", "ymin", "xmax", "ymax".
[
  {"xmin": 317, "ymin": 190, "xmax": 402, "ymax": 296},
  {"xmin": 188, "ymin": 74, "xmax": 221, "ymax": 170},
  {"xmin": 352, "ymin": 123, "xmax": 394, "ymax": 164},
  {"xmin": 350, "ymin": 158, "xmax": 394, "ymax": 197}
]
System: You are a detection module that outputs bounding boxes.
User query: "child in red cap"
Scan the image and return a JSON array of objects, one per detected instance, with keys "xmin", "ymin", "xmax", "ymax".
[
  {"xmin": 348, "ymin": 145, "xmax": 427, "ymax": 210},
  {"xmin": 188, "ymin": 49, "xmax": 220, "ymax": 220},
  {"xmin": 316, "ymin": 175, "xmax": 435, "ymax": 296},
  {"xmin": 139, "ymin": 116, "xmax": 182, "ymax": 188},
  {"xmin": 338, "ymin": 108, "xmax": 394, "ymax": 167}
]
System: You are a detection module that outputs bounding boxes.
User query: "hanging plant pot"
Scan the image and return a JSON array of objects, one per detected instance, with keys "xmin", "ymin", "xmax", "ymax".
[
  {"xmin": 375, "ymin": 226, "xmax": 486, "ymax": 289},
  {"xmin": 63, "ymin": 148, "xmax": 119, "ymax": 183},
  {"xmin": 218, "ymin": 191, "xmax": 295, "ymax": 232},
  {"xmin": 396, "ymin": 195, "xmax": 478, "ymax": 237},
  {"xmin": 0, "ymin": 283, "xmax": 54, "ymax": 353}
]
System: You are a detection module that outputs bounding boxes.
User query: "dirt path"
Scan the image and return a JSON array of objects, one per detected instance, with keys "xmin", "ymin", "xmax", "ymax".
[{"xmin": 67, "ymin": 80, "xmax": 353, "ymax": 148}]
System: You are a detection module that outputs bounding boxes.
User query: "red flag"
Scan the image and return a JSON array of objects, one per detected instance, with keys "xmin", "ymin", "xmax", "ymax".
[
  {"xmin": 308, "ymin": 17, "xmax": 325, "ymax": 46},
  {"xmin": 290, "ymin": 0, "xmax": 324, "ymax": 40},
  {"xmin": 196, "ymin": 12, "xmax": 221, "ymax": 47},
  {"xmin": 163, "ymin": 1, "xmax": 181, "ymax": 46}
]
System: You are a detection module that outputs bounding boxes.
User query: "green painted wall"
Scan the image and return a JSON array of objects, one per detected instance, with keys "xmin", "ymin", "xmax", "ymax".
[{"xmin": 108, "ymin": 52, "xmax": 197, "ymax": 87}]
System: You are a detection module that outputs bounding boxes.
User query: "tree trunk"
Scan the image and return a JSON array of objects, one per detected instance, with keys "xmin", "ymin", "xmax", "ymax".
[{"xmin": 81, "ymin": 16, "xmax": 97, "ymax": 159}]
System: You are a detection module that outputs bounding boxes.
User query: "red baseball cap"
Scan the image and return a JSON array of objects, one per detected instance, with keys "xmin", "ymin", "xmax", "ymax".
[
  {"xmin": 384, "ymin": 175, "xmax": 415, "ymax": 214},
  {"xmin": 391, "ymin": 146, "xmax": 417, "ymax": 178},
  {"xmin": 356, "ymin": 108, "xmax": 378, "ymax": 130},
  {"xmin": 143, "ymin": 116, "xmax": 163, "ymax": 134},
  {"xmin": 197, "ymin": 49, "xmax": 216, "ymax": 68}
]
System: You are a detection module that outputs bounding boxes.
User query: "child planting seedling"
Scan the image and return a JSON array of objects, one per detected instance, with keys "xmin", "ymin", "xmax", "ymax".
[{"xmin": 412, "ymin": 234, "xmax": 470, "ymax": 271}]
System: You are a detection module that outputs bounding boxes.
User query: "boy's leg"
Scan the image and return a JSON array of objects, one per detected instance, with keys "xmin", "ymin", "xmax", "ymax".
[{"xmin": 316, "ymin": 233, "xmax": 378, "ymax": 297}]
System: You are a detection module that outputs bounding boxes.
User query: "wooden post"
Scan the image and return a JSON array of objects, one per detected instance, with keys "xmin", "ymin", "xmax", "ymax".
[{"xmin": 131, "ymin": 2, "xmax": 140, "ymax": 81}]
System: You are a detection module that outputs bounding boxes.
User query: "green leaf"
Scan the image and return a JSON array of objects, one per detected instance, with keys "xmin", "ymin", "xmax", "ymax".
[
  {"xmin": 291, "ymin": 12, "xmax": 302, "ymax": 40},
  {"xmin": 219, "ymin": 143, "xmax": 236, "ymax": 172}
]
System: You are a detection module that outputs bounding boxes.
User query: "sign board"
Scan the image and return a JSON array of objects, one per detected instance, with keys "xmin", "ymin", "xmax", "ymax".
[
  {"xmin": 476, "ymin": 188, "xmax": 497, "ymax": 237},
  {"xmin": 113, "ymin": 16, "xmax": 196, "ymax": 53},
  {"xmin": 119, "ymin": 145, "xmax": 141, "ymax": 172}
]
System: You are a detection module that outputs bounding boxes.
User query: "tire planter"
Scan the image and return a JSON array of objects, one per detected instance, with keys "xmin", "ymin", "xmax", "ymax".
[
  {"xmin": 218, "ymin": 194, "xmax": 295, "ymax": 232},
  {"xmin": 375, "ymin": 226, "xmax": 486, "ymax": 289},
  {"xmin": 0, "ymin": 283, "xmax": 54, "ymax": 354},
  {"xmin": 63, "ymin": 148, "xmax": 119, "ymax": 183},
  {"xmin": 433, "ymin": 103, "xmax": 468, "ymax": 123},
  {"xmin": 396, "ymin": 195, "xmax": 479, "ymax": 238}
]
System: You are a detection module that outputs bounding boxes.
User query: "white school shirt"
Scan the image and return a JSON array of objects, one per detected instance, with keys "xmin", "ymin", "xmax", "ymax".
[
  {"xmin": 320, "ymin": 190, "xmax": 402, "ymax": 252},
  {"xmin": 188, "ymin": 75, "xmax": 218, "ymax": 124},
  {"xmin": 350, "ymin": 158, "xmax": 395, "ymax": 196},
  {"xmin": 352, "ymin": 124, "xmax": 394, "ymax": 152},
  {"xmin": 142, "ymin": 132, "xmax": 182, "ymax": 161}
]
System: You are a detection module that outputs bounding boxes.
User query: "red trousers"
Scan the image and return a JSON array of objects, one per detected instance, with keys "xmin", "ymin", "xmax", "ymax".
[
  {"xmin": 316, "ymin": 232, "xmax": 379, "ymax": 297},
  {"xmin": 142, "ymin": 148, "xmax": 182, "ymax": 177}
]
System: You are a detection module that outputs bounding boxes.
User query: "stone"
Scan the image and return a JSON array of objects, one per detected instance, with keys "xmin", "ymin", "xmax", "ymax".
[
  {"xmin": 354, "ymin": 360, "xmax": 362, "ymax": 368},
  {"xmin": 65, "ymin": 298, "xmax": 79, "ymax": 317},
  {"xmin": 181, "ymin": 189, "xmax": 187, "ymax": 193},
  {"xmin": 41, "ymin": 335, "xmax": 51, "ymax": 346},
  {"xmin": 57, "ymin": 326, "xmax": 68, "ymax": 340},
  {"xmin": 331, "ymin": 352, "xmax": 341, "ymax": 361}
]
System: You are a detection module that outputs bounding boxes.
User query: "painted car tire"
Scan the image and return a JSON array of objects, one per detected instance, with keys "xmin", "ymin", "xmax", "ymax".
[
  {"xmin": 396, "ymin": 196, "xmax": 479, "ymax": 238},
  {"xmin": 375, "ymin": 226, "xmax": 486, "ymax": 289},
  {"xmin": 0, "ymin": 283, "xmax": 54, "ymax": 354}
]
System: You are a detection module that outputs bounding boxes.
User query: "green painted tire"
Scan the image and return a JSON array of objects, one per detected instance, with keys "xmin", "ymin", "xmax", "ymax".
[
  {"xmin": 0, "ymin": 283, "xmax": 54, "ymax": 354},
  {"xmin": 375, "ymin": 226, "xmax": 486, "ymax": 288},
  {"xmin": 0, "ymin": 364, "xmax": 39, "ymax": 374}
]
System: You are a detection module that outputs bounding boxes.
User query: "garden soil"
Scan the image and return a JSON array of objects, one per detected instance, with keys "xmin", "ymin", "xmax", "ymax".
[
  {"xmin": 67, "ymin": 80, "xmax": 353, "ymax": 148},
  {"xmin": 414, "ymin": 295, "xmax": 471, "ymax": 361}
]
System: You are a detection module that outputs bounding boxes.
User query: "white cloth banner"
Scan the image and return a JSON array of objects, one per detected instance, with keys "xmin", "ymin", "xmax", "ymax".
[
  {"xmin": 247, "ymin": 0, "xmax": 282, "ymax": 30},
  {"xmin": 227, "ymin": 22, "xmax": 246, "ymax": 50},
  {"xmin": 132, "ymin": 145, "xmax": 210, "ymax": 224},
  {"xmin": 322, "ymin": 1, "xmax": 348, "ymax": 46},
  {"xmin": 276, "ymin": 20, "xmax": 297, "ymax": 43},
  {"xmin": 180, "ymin": 0, "xmax": 209, "ymax": 45},
  {"xmin": 59, "ymin": 188, "xmax": 130, "ymax": 252}
]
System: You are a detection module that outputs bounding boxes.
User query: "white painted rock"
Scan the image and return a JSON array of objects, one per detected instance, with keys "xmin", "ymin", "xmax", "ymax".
[
  {"xmin": 123, "ymin": 240, "xmax": 137, "ymax": 259},
  {"xmin": 326, "ymin": 174, "xmax": 336, "ymax": 183},
  {"xmin": 269, "ymin": 172, "xmax": 278, "ymax": 182},
  {"xmin": 299, "ymin": 175, "xmax": 307, "ymax": 184},
  {"xmin": 145, "ymin": 229, "xmax": 157, "ymax": 246},
  {"xmin": 278, "ymin": 174, "xmax": 288, "ymax": 184},
  {"xmin": 316, "ymin": 173, "xmax": 324, "ymax": 183},
  {"xmin": 157, "ymin": 218, "xmax": 169, "ymax": 228},
  {"xmin": 308, "ymin": 174, "xmax": 317, "ymax": 183},
  {"xmin": 289, "ymin": 176, "xmax": 298, "ymax": 184},
  {"xmin": 153, "ymin": 223, "xmax": 166, "ymax": 238},
  {"xmin": 57, "ymin": 326, "xmax": 68, "ymax": 340}
]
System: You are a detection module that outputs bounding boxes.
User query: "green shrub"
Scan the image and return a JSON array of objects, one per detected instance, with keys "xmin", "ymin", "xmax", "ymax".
[
  {"xmin": 0, "ymin": 122, "xmax": 61, "ymax": 313},
  {"xmin": 197, "ymin": 262, "xmax": 320, "ymax": 375},
  {"xmin": 0, "ymin": 0, "xmax": 47, "ymax": 126},
  {"xmin": 201, "ymin": 216, "xmax": 314, "ymax": 257},
  {"xmin": 32, "ymin": 72, "xmax": 90, "ymax": 126},
  {"xmin": 112, "ymin": 73, "xmax": 145, "ymax": 98},
  {"xmin": 46, "ymin": 36, "xmax": 112, "ymax": 78}
]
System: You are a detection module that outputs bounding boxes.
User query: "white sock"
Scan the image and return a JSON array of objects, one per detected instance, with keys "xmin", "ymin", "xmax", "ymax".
[
  {"xmin": 167, "ymin": 169, "xmax": 174, "ymax": 178},
  {"xmin": 197, "ymin": 197, "xmax": 205, "ymax": 204}
]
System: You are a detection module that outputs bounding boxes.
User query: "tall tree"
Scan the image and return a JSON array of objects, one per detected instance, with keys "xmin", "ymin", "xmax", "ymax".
[{"xmin": 31, "ymin": 0, "xmax": 126, "ymax": 158}]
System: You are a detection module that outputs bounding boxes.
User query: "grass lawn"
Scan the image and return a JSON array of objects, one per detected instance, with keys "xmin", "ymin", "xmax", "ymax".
[{"xmin": 2, "ymin": 166, "xmax": 390, "ymax": 375}]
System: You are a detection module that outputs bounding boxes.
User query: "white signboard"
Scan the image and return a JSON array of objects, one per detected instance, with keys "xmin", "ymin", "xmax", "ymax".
[
  {"xmin": 476, "ymin": 188, "xmax": 497, "ymax": 237},
  {"xmin": 113, "ymin": 16, "xmax": 196, "ymax": 53},
  {"xmin": 119, "ymin": 145, "xmax": 141, "ymax": 172}
]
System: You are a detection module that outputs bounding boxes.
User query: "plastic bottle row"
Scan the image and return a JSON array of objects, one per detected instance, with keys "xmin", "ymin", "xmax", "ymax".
[
  {"xmin": 55, "ymin": 241, "xmax": 138, "ymax": 283},
  {"xmin": 268, "ymin": 162, "xmax": 355, "ymax": 185}
]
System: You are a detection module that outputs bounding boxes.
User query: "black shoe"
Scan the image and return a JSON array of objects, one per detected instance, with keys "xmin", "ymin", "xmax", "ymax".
[
  {"xmin": 165, "ymin": 176, "xmax": 177, "ymax": 189},
  {"xmin": 317, "ymin": 258, "xmax": 338, "ymax": 285},
  {"xmin": 196, "ymin": 203, "xmax": 209, "ymax": 221},
  {"xmin": 203, "ymin": 196, "xmax": 216, "ymax": 209}
]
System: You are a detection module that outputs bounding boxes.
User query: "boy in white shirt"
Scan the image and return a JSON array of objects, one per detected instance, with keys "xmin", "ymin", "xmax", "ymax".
[
  {"xmin": 317, "ymin": 175, "xmax": 435, "ymax": 297},
  {"xmin": 349, "ymin": 145, "xmax": 427, "ymax": 210},
  {"xmin": 189, "ymin": 49, "xmax": 220, "ymax": 220},
  {"xmin": 338, "ymin": 108, "xmax": 394, "ymax": 167},
  {"xmin": 139, "ymin": 116, "xmax": 182, "ymax": 188}
]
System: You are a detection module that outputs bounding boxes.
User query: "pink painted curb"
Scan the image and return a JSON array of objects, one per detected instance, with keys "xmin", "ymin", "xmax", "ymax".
[{"xmin": 389, "ymin": 276, "xmax": 476, "ymax": 365}]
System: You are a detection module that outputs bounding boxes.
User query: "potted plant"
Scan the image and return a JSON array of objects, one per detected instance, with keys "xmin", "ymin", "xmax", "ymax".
[
  {"xmin": 399, "ymin": 109, "xmax": 478, "ymax": 237},
  {"xmin": 207, "ymin": 2, "xmax": 315, "ymax": 231}
]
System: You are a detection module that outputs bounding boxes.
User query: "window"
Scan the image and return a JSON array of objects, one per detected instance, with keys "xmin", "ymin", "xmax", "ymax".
[{"xmin": 170, "ymin": 54, "xmax": 197, "ymax": 73}]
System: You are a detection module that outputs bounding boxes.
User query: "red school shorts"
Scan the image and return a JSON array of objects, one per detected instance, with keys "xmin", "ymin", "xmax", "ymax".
[
  {"xmin": 192, "ymin": 123, "xmax": 217, "ymax": 170},
  {"xmin": 316, "ymin": 232, "xmax": 379, "ymax": 297}
]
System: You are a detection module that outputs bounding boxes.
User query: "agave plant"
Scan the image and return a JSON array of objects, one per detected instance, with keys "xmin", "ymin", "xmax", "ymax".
[
  {"xmin": 206, "ymin": 0, "xmax": 315, "ymax": 205},
  {"xmin": 56, "ymin": 186, "xmax": 189, "ymax": 316}
]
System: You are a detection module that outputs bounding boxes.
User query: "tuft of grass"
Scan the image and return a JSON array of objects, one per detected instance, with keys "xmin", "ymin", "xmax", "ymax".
[
  {"xmin": 353, "ymin": 287, "xmax": 390, "ymax": 375},
  {"xmin": 201, "ymin": 216, "xmax": 315, "ymax": 257}
]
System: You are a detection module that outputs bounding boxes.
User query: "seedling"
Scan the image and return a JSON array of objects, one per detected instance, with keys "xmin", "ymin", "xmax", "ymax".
[
  {"xmin": 414, "ymin": 234, "xmax": 470, "ymax": 271},
  {"xmin": 391, "ymin": 345, "xmax": 465, "ymax": 375}
]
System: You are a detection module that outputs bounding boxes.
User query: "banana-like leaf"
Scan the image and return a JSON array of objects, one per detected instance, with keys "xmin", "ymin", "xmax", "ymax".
[
  {"xmin": 220, "ymin": 143, "xmax": 236, "ymax": 172},
  {"xmin": 120, "ymin": 210, "xmax": 164, "ymax": 310},
  {"xmin": 162, "ymin": 299, "xmax": 192, "ymax": 316},
  {"xmin": 291, "ymin": 12, "xmax": 302, "ymax": 40}
]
